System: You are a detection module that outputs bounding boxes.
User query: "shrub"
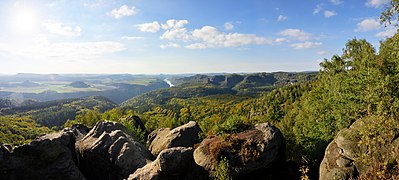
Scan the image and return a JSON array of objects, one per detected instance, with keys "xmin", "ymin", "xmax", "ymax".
[{"xmin": 214, "ymin": 157, "xmax": 232, "ymax": 180}]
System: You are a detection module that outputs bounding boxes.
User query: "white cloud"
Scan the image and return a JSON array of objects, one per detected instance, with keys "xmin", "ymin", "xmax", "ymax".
[
  {"xmin": 107, "ymin": 5, "xmax": 138, "ymax": 19},
  {"xmin": 330, "ymin": 0, "xmax": 343, "ymax": 5},
  {"xmin": 376, "ymin": 26, "xmax": 398, "ymax": 38},
  {"xmin": 13, "ymin": 1, "xmax": 20, "ymax": 7},
  {"xmin": 43, "ymin": 42, "xmax": 125, "ymax": 57},
  {"xmin": 356, "ymin": 18, "xmax": 380, "ymax": 32},
  {"xmin": 291, "ymin": 42, "xmax": 322, "ymax": 49},
  {"xmin": 324, "ymin": 10, "xmax": 337, "ymax": 18},
  {"xmin": 160, "ymin": 43, "xmax": 180, "ymax": 49},
  {"xmin": 366, "ymin": 0, "xmax": 390, "ymax": 8},
  {"xmin": 274, "ymin": 38, "xmax": 289, "ymax": 43},
  {"xmin": 136, "ymin": 19, "xmax": 272, "ymax": 49},
  {"xmin": 121, "ymin": 36, "xmax": 144, "ymax": 40},
  {"xmin": 0, "ymin": 40, "xmax": 125, "ymax": 60},
  {"xmin": 313, "ymin": 4, "xmax": 323, "ymax": 15},
  {"xmin": 190, "ymin": 26, "xmax": 272, "ymax": 48},
  {"xmin": 186, "ymin": 43, "xmax": 207, "ymax": 49},
  {"xmin": 83, "ymin": 0, "xmax": 106, "ymax": 8},
  {"xmin": 160, "ymin": 19, "xmax": 190, "ymax": 41},
  {"xmin": 224, "ymin": 22, "xmax": 234, "ymax": 30},
  {"xmin": 316, "ymin": 50, "xmax": 328, "ymax": 55},
  {"xmin": 277, "ymin": 15, "xmax": 288, "ymax": 22},
  {"xmin": 161, "ymin": 19, "xmax": 189, "ymax": 30},
  {"xmin": 136, "ymin": 21, "xmax": 161, "ymax": 33},
  {"xmin": 279, "ymin": 29, "xmax": 311, "ymax": 41},
  {"xmin": 44, "ymin": 21, "xmax": 81, "ymax": 37}
]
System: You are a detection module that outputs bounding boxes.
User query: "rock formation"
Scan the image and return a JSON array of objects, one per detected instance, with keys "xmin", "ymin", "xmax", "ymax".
[
  {"xmin": 0, "ymin": 120, "xmax": 292, "ymax": 180},
  {"xmin": 129, "ymin": 147, "xmax": 208, "ymax": 180},
  {"xmin": 320, "ymin": 118, "xmax": 399, "ymax": 180},
  {"xmin": 77, "ymin": 121, "xmax": 153, "ymax": 180},
  {"xmin": 148, "ymin": 121, "xmax": 200, "ymax": 156},
  {"xmin": 0, "ymin": 124, "xmax": 88, "ymax": 180},
  {"xmin": 194, "ymin": 122, "xmax": 286, "ymax": 177}
]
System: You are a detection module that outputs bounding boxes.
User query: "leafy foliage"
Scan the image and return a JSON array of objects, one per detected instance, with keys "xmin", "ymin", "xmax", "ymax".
[
  {"xmin": 0, "ymin": 116, "xmax": 51, "ymax": 145},
  {"xmin": 214, "ymin": 157, "xmax": 232, "ymax": 180},
  {"xmin": 1, "ymin": 96, "xmax": 116, "ymax": 128},
  {"xmin": 381, "ymin": 0, "xmax": 399, "ymax": 26}
]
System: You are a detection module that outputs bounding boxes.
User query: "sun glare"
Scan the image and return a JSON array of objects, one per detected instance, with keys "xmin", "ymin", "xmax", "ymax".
[{"xmin": 12, "ymin": 6, "xmax": 39, "ymax": 35}]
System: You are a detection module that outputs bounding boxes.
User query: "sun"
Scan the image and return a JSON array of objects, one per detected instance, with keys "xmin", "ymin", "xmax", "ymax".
[{"xmin": 12, "ymin": 6, "xmax": 39, "ymax": 35}]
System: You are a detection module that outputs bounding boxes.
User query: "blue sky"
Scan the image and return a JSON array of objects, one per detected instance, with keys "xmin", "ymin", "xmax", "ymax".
[{"xmin": 0, "ymin": 0, "xmax": 396, "ymax": 74}]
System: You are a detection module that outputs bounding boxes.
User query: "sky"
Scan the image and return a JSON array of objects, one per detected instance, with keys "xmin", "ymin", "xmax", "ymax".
[{"xmin": 0, "ymin": 0, "xmax": 396, "ymax": 74}]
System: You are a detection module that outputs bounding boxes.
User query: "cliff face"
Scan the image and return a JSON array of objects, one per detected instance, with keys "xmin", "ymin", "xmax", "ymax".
[{"xmin": 0, "ymin": 121, "xmax": 295, "ymax": 180}]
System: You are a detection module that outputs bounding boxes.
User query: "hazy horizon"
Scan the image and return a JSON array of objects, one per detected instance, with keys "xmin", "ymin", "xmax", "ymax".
[
  {"xmin": 0, "ymin": 70, "xmax": 319, "ymax": 76},
  {"xmin": 0, "ymin": 0, "xmax": 393, "ymax": 74}
]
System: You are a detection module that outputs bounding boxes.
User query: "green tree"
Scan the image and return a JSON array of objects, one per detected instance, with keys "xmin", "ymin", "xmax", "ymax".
[{"xmin": 381, "ymin": 0, "xmax": 399, "ymax": 26}]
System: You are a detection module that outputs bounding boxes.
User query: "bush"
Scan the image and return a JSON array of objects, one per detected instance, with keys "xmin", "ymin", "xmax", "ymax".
[{"xmin": 214, "ymin": 157, "xmax": 232, "ymax": 180}]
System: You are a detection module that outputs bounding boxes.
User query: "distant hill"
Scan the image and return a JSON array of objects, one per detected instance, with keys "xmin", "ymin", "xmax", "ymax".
[
  {"xmin": 0, "ymin": 74, "xmax": 172, "ymax": 104},
  {"xmin": 170, "ymin": 72, "xmax": 317, "ymax": 94},
  {"xmin": 69, "ymin": 81, "xmax": 90, "ymax": 88},
  {"xmin": 121, "ymin": 72, "xmax": 317, "ymax": 113},
  {"xmin": 0, "ymin": 80, "xmax": 170, "ymax": 104},
  {"xmin": 0, "ymin": 98, "xmax": 39, "ymax": 109},
  {"xmin": 0, "ymin": 96, "xmax": 117, "ymax": 128},
  {"xmin": 19, "ymin": 80, "xmax": 40, "ymax": 87},
  {"xmin": 0, "ymin": 98, "xmax": 15, "ymax": 109}
]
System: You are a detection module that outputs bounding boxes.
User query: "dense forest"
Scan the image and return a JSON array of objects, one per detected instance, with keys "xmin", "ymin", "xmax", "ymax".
[{"xmin": 0, "ymin": 96, "xmax": 116, "ymax": 128}]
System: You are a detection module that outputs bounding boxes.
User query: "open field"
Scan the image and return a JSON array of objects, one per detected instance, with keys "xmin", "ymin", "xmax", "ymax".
[{"xmin": 0, "ymin": 82, "xmax": 115, "ymax": 93}]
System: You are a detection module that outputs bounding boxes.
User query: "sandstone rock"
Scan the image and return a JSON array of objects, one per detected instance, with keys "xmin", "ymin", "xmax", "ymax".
[
  {"xmin": 0, "ymin": 144, "xmax": 12, "ymax": 160},
  {"xmin": 128, "ymin": 161, "xmax": 164, "ymax": 180},
  {"xmin": 77, "ymin": 120, "xmax": 153, "ymax": 180},
  {"xmin": 319, "ymin": 118, "xmax": 397, "ymax": 180},
  {"xmin": 148, "ymin": 121, "xmax": 200, "ymax": 156},
  {"xmin": 194, "ymin": 122, "xmax": 285, "ymax": 177},
  {"xmin": 119, "ymin": 115, "xmax": 147, "ymax": 133},
  {"xmin": 319, "ymin": 140, "xmax": 357, "ymax": 180},
  {"xmin": 129, "ymin": 147, "xmax": 208, "ymax": 180},
  {"xmin": 0, "ymin": 126, "xmax": 88, "ymax": 180},
  {"xmin": 157, "ymin": 147, "xmax": 194, "ymax": 175}
]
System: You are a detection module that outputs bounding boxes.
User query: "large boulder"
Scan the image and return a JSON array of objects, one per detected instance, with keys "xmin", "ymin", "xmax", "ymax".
[
  {"xmin": 0, "ymin": 125, "xmax": 89, "ymax": 180},
  {"xmin": 194, "ymin": 122, "xmax": 285, "ymax": 177},
  {"xmin": 148, "ymin": 121, "xmax": 200, "ymax": 156},
  {"xmin": 77, "ymin": 120, "xmax": 153, "ymax": 180},
  {"xmin": 320, "ymin": 118, "xmax": 399, "ymax": 180},
  {"xmin": 319, "ymin": 119, "xmax": 367, "ymax": 180},
  {"xmin": 129, "ymin": 147, "xmax": 208, "ymax": 180}
]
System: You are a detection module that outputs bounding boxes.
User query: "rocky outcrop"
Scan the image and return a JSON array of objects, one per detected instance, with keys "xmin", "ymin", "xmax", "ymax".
[
  {"xmin": 320, "ymin": 118, "xmax": 399, "ymax": 180},
  {"xmin": 119, "ymin": 115, "xmax": 147, "ymax": 133},
  {"xmin": 319, "ymin": 119, "xmax": 370, "ymax": 180},
  {"xmin": 148, "ymin": 121, "xmax": 200, "ymax": 156},
  {"xmin": 0, "ymin": 120, "xmax": 293, "ymax": 180},
  {"xmin": 129, "ymin": 147, "xmax": 208, "ymax": 180},
  {"xmin": 77, "ymin": 121, "xmax": 153, "ymax": 180},
  {"xmin": 194, "ymin": 122, "xmax": 286, "ymax": 177},
  {"xmin": 0, "ymin": 124, "xmax": 89, "ymax": 180},
  {"xmin": 0, "ymin": 121, "xmax": 155, "ymax": 180}
]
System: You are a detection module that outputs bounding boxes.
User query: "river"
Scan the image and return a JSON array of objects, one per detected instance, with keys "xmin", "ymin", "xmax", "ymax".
[{"xmin": 163, "ymin": 79, "xmax": 175, "ymax": 87}]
